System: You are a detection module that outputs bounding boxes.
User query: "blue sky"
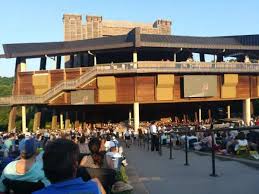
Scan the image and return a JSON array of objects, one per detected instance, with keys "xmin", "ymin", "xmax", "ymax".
[{"xmin": 0, "ymin": 0, "xmax": 259, "ymax": 77}]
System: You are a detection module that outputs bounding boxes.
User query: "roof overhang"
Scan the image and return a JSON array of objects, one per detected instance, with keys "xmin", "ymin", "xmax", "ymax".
[{"xmin": 2, "ymin": 28, "xmax": 259, "ymax": 59}]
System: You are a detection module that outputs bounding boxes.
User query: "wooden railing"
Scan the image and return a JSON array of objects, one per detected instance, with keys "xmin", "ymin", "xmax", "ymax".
[{"xmin": 1, "ymin": 61, "xmax": 259, "ymax": 105}]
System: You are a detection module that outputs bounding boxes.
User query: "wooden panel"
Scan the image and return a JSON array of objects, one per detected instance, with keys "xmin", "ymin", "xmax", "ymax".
[
  {"xmin": 98, "ymin": 89, "xmax": 116, "ymax": 102},
  {"xmin": 156, "ymin": 87, "xmax": 173, "ymax": 101},
  {"xmin": 65, "ymin": 92, "xmax": 71, "ymax": 104},
  {"xmin": 224, "ymin": 74, "xmax": 238, "ymax": 86},
  {"xmin": 251, "ymin": 76, "xmax": 257, "ymax": 98},
  {"xmin": 116, "ymin": 77, "xmax": 135, "ymax": 102},
  {"xmin": 97, "ymin": 76, "xmax": 115, "ymax": 89},
  {"xmin": 50, "ymin": 70, "xmax": 64, "ymax": 87},
  {"xmin": 174, "ymin": 75, "xmax": 181, "ymax": 100},
  {"xmin": 32, "ymin": 73, "xmax": 50, "ymax": 95},
  {"xmin": 49, "ymin": 93, "xmax": 65, "ymax": 104},
  {"xmin": 81, "ymin": 79, "xmax": 97, "ymax": 89},
  {"xmin": 136, "ymin": 76, "xmax": 155, "ymax": 102},
  {"xmin": 65, "ymin": 69, "xmax": 81, "ymax": 80},
  {"xmin": 18, "ymin": 72, "xmax": 34, "ymax": 95},
  {"xmin": 221, "ymin": 86, "xmax": 236, "ymax": 98},
  {"xmin": 237, "ymin": 76, "xmax": 250, "ymax": 98}
]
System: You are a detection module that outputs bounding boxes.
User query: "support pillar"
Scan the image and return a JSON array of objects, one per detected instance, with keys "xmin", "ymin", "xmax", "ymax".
[
  {"xmin": 133, "ymin": 51, "xmax": 138, "ymax": 68},
  {"xmin": 22, "ymin": 106, "xmax": 27, "ymax": 133},
  {"xmin": 198, "ymin": 107, "xmax": 202, "ymax": 123},
  {"xmin": 51, "ymin": 110, "xmax": 58, "ymax": 130},
  {"xmin": 208, "ymin": 109, "xmax": 212, "ymax": 122},
  {"xmin": 8, "ymin": 107, "xmax": 16, "ymax": 133},
  {"xmin": 194, "ymin": 112, "xmax": 198, "ymax": 123},
  {"xmin": 243, "ymin": 98, "xmax": 251, "ymax": 126},
  {"xmin": 75, "ymin": 111, "xmax": 80, "ymax": 129},
  {"xmin": 94, "ymin": 55, "xmax": 97, "ymax": 66},
  {"xmin": 33, "ymin": 111, "xmax": 41, "ymax": 132},
  {"xmin": 60, "ymin": 113, "xmax": 64, "ymax": 130},
  {"xmin": 227, "ymin": 105, "xmax": 231, "ymax": 119},
  {"xmin": 129, "ymin": 111, "xmax": 132, "ymax": 126},
  {"xmin": 65, "ymin": 112, "xmax": 71, "ymax": 130},
  {"xmin": 200, "ymin": 53, "xmax": 205, "ymax": 62},
  {"xmin": 251, "ymin": 101, "xmax": 254, "ymax": 117},
  {"xmin": 133, "ymin": 102, "xmax": 139, "ymax": 132},
  {"xmin": 82, "ymin": 112, "xmax": 86, "ymax": 130}
]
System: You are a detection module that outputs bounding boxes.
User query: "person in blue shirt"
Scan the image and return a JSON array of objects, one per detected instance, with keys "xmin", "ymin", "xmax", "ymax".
[
  {"xmin": 33, "ymin": 138, "xmax": 106, "ymax": 194},
  {"xmin": 0, "ymin": 137, "xmax": 50, "ymax": 193}
]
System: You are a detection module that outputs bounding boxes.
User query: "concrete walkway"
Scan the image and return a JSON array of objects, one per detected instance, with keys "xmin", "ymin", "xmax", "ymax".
[{"xmin": 125, "ymin": 143, "xmax": 259, "ymax": 194}]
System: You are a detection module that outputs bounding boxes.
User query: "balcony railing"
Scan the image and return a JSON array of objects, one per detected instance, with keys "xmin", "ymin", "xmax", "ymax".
[{"xmin": 1, "ymin": 61, "xmax": 259, "ymax": 105}]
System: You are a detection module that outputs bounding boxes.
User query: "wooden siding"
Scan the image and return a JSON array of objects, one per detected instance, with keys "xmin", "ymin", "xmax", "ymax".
[
  {"xmin": 237, "ymin": 75, "xmax": 250, "ymax": 98},
  {"xmin": 136, "ymin": 76, "xmax": 155, "ymax": 102},
  {"xmin": 49, "ymin": 93, "xmax": 66, "ymax": 105},
  {"xmin": 65, "ymin": 68, "xmax": 80, "ymax": 80},
  {"xmin": 50, "ymin": 70, "xmax": 64, "ymax": 87},
  {"xmin": 116, "ymin": 77, "xmax": 135, "ymax": 102},
  {"xmin": 251, "ymin": 76, "xmax": 257, "ymax": 98},
  {"xmin": 18, "ymin": 72, "xmax": 34, "ymax": 95},
  {"xmin": 174, "ymin": 75, "xmax": 181, "ymax": 100}
]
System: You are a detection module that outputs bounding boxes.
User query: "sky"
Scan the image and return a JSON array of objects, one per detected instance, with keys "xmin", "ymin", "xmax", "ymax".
[{"xmin": 0, "ymin": 0, "xmax": 259, "ymax": 77}]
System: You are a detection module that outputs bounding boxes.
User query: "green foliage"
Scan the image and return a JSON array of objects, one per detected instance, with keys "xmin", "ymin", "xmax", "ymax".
[
  {"xmin": 0, "ymin": 77, "xmax": 13, "ymax": 130},
  {"xmin": 0, "ymin": 77, "xmax": 13, "ymax": 97},
  {"xmin": 115, "ymin": 166, "xmax": 129, "ymax": 183}
]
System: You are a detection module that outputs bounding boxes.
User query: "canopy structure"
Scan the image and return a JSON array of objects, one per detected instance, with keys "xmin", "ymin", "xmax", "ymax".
[{"xmin": 2, "ymin": 28, "xmax": 259, "ymax": 59}]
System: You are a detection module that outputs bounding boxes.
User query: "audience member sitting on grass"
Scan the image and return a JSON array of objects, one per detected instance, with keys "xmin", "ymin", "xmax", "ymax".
[
  {"xmin": 234, "ymin": 132, "xmax": 249, "ymax": 154},
  {"xmin": 80, "ymin": 138, "xmax": 106, "ymax": 168},
  {"xmin": 33, "ymin": 138, "xmax": 105, "ymax": 194},
  {"xmin": 0, "ymin": 138, "xmax": 50, "ymax": 193}
]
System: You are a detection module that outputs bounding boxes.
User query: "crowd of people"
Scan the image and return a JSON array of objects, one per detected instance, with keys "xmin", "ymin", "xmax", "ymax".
[
  {"xmin": 1, "ymin": 116, "xmax": 259, "ymax": 193},
  {"xmin": 137, "ymin": 118, "xmax": 259, "ymax": 159},
  {"xmin": 0, "ymin": 125, "xmax": 133, "ymax": 194}
]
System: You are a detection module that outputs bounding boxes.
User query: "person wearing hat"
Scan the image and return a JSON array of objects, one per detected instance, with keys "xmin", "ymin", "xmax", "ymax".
[
  {"xmin": 105, "ymin": 141, "xmax": 124, "ymax": 170},
  {"xmin": 0, "ymin": 138, "xmax": 50, "ymax": 193}
]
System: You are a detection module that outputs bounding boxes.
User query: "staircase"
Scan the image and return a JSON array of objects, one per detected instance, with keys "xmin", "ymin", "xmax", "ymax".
[{"xmin": 0, "ymin": 67, "xmax": 97, "ymax": 105}]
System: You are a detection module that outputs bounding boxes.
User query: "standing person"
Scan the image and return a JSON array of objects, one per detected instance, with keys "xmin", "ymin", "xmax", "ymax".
[
  {"xmin": 124, "ymin": 128, "xmax": 131, "ymax": 148},
  {"xmin": 149, "ymin": 121, "xmax": 159, "ymax": 151}
]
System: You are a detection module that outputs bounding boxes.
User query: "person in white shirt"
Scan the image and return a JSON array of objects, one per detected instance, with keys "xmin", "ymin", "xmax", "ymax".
[
  {"xmin": 105, "ymin": 141, "xmax": 123, "ymax": 170},
  {"xmin": 124, "ymin": 128, "xmax": 131, "ymax": 148},
  {"xmin": 149, "ymin": 121, "xmax": 159, "ymax": 151}
]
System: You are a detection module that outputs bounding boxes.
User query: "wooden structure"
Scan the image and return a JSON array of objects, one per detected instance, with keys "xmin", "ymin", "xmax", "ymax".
[{"xmin": 1, "ymin": 16, "xmax": 259, "ymax": 132}]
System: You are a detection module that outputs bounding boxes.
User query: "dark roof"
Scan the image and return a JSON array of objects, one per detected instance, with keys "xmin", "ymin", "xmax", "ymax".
[
  {"xmin": 140, "ymin": 34, "xmax": 259, "ymax": 50},
  {"xmin": 3, "ymin": 34, "xmax": 134, "ymax": 58},
  {"xmin": 2, "ymin": 27, "xmax": 259, "ymax": 58}
]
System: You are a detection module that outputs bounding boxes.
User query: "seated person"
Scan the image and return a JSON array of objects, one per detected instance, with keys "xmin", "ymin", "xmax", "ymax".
[
  {"xmin": 105, "ymin": 142, "xmax": 124, "ymax": 170},
  {"xmin": 0, "ymin": 138, "xmax": 50, "ymax": 193},
  {"xmin": 33, "ymin": 138, "xmax": 105, "ymax": 194},
  {"xmin": 78, "ymin": 136, "xmax": 90, "ymax": 154},
  {"xmin": 80, "ymin": 138, "xmax": 105, "ymax": 168},
  {"xmin": 234, "ymin": 132, "xmax": 248, "ymax": 153}
]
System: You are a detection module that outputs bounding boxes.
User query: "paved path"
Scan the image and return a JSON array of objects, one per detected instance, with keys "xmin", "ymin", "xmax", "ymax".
[{"xmin": 125, "ymin": 143, "xmax": 259, "ymax": 194}]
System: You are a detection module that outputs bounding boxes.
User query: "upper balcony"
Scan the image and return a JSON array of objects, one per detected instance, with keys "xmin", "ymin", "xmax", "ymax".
[{"xmin": 96, "ymin": 61, "xmax": 259, "ymax": 74}]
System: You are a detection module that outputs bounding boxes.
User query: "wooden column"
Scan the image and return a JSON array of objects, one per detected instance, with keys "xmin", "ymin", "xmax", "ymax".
[
  {"xmin": 51, "ymin": 110, "xmax": 58, "ymax": 130},
  {"xmin": 33, "ymin": 111, "xmax": 41, "ymax": 132},
  {"xmin": 65, "ymin": 112, "xmax": 71, "ymax": 129},
  {"xmin": 208, "ymin": 109, "xmax": 212, "ymax": 122},
  {"xmin": 8, "ymin": 107, "xmax": 17, "ymax": 132}
]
